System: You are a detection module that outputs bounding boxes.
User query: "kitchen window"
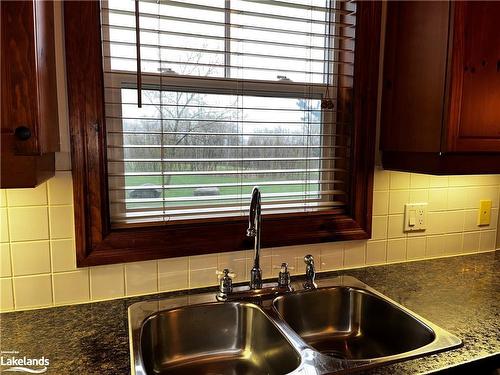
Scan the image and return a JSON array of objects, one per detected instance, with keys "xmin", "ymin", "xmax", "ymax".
[{"xmin": 64, "ymin": 0, "xmax": 381, "ymax": 266}]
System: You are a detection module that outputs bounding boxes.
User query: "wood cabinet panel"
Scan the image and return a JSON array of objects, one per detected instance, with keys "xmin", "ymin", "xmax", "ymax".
[
  {"xmin": 381, "ymin": 1, "xmax": 450, "ymax": 153},
  {"xmin": 447, "ymin": 1, "xmax": 500, "ymax": 152},
  {"xmin": 381, "ymin": 1, "xmax": 500, "ymax": 174},
  {"xmin": 0, "ymin": 0, "xmax": 59, "ymax": 187},
  {"xmin": 1, "ymin": 1, "xmax": 39, "ymax": 155}
]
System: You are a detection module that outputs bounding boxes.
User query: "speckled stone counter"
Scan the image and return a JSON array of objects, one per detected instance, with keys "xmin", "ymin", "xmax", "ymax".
[{"xmin": 1, "ymin": 251, "xmax": 498, "ymax": 374}]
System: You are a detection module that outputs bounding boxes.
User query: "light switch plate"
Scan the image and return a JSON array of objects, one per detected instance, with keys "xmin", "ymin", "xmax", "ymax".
[
  {"xmin": 477, "ymin": 200, "xmax": 492, "ymax": 226},
  {"xmin": 404, "ymin": 203, "xmax": 427, "ymax": 232}
]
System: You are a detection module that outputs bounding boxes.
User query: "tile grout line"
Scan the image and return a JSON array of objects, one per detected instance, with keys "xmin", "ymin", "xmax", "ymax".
[
  {"xmin": 46, "ymin": 183, "xmax": 57, "ymax": 308},
  {"xmin": 5, "ymin": 190, "xmax": 16, "ymax": 310}
]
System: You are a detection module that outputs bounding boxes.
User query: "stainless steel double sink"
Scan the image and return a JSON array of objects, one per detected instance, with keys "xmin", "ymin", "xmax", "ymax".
[{"xmin": 129, "ymin": 276, "xmax": 461, "ymax": 374}]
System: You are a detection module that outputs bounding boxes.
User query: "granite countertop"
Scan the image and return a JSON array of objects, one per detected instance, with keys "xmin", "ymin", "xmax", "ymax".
[{"xmin": 1, "ymin": 251, "xmax": 498, "ymax": 374}]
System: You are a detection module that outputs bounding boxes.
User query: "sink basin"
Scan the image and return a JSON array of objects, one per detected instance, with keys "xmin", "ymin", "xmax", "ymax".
[
  {"xmin": 139, "ymin": 302, "xmax": 301, "ymax": 375},
  {"xmin": 129, "ymin": 276, "xmax": 461, "ymax": 374},
  {"xmin": 273, "ymin": 287, "xmax": 437, "ymax": 360}
]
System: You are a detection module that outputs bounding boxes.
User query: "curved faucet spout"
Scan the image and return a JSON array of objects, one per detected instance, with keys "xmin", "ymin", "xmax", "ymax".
[
  {"xmin": 248, "ymin": 187, "xmax": 262, "ymax": 289},
  {"xmin": 247, "ymin": 187, "xmax": 261, "ymax": 237}
]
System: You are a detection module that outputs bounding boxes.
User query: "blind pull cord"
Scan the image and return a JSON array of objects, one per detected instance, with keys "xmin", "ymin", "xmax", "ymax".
[
  {"xmin": 135, "ymin": 0, "xmax": 142, "ymax": 108},
  {"xmin": 322, "ymin": 0, "xmax": 335, "ymax": 110}
]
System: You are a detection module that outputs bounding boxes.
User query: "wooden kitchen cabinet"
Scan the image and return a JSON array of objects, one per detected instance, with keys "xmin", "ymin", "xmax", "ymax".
[
  {"xmin": 1, "ymin": 0, "xmax": 59, "ymax": 188},
  {"xmin": 381, "ymin": 1, "xmax": 500, "ymax": 174}
]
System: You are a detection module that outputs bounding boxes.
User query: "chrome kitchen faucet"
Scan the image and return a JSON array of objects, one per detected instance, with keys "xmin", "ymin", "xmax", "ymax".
[{"xmin": 215, "ymin": 187, "xmax": 318, "ymax": 301}]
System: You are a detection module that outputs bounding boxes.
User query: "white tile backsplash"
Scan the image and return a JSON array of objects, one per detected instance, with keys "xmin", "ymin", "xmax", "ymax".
[
  {"xmin": 8, "ymin": 207, "xmax": 49, "ymax": 242},
  {"xmin": 13, "ymin": 274, "xmax": 53, "ymax": 309},
  {"xmin": 479, "ymin": 230, "xmax": 497, "ymax": 252},
  {"xmin": 125, "ymin": 261, "xmax": 158, "ymax": 296},
  {"xmin": 0, "ymin": 168, "xmax": 499, "ymax": 312},
  {"xmin": 463, "ymin": 232, "xmax": 481, "ymax": 253},
  {"xmin": 444, "ymin": 233, "xmax": 463, "ymax": 256},
  {"xmin": 387, "ymin": 238, "xmax": 407, "ymax": 263},
  {"xmin": 0, "ymin": 208, "xmax": 9, "ymax": 242},
  {"xmin": 11, "ymin": 241, "xmax": 51, "ymax": 276},
  {"xmin": 0, "ymin": 243, "xmax": 11, "ymax": 277},
  {"xmin": 372, "ymin": 216, "xmax": 388, "ymax": 240},
  {"xmin": 407, "ymin": 237, "xmax": 426, "ymax": 260},
  {"xmin": 389, "ymin": 190, "xmax": 410, "ymax": 214},
  {"xmin": 47, "ymin": 171, "xmax": 73, "ymax": 205},
  {"xmin": 366, "ymin": 240, "xmax": 387, "ymax": 265},
  {"xmin": 48, "ymin": 206, "xmax": 74, "ymax": 239},
  {"xmin": 90, "ymin": 265, "xmax": 125, "ymax": 300},
  {"xmin": 409, "ymin": 189, "xmax": 429, "ymax": 204},
  {"xmin": 429, "ymin": 175, "xmax": 449, "ymax": 188},
  {"xmin": 344, "ymin": 241, "xmax": 366, "ymax": 268},
  {"xmin": 387, "ymin": 214, "xmax": 405, "ymax": 238},
  {"xmin": 319, "ymin": 244, "xmax": 344, "ymax": 270},
  {"xmin": 1, "ymin": 278, "xmax": 14, "ymax": 311},
  {"xmin": 372, "ymin": 191, "xmax": 389, "ymax": 215},
  {"xmin": 428, "ymin": 188, "xmax": 448, "ymax": 211},
  {"xmin": 53, "ymin": 270, "xmax": 90, "ymax": 305},
  {"xmin": 1, "ymin": 0, "xmax": 497, "ymax": 313},
  {"xmin": 6, "ymin": 183, "xmax": 48, "ymax": 207},
  {"xmin": 410, "ymin": 173, "xmax": 430, "ymax": 189},
  {"xmin": 426, "ymin": 235, "xmax": 446, "ymax": 258},
  {"xmin": 390, "ymin": 172, "xmax": 410, "ymax": 189},
  {"xmin": 51, "ymin": 239, "xmax": 76, "ymax": 272},
  {"xmin": 0, "ymin": 191, "xmax": 7, "ymax": 207}
]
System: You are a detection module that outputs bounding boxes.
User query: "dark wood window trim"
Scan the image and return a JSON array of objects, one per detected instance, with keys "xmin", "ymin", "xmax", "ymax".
[{"xmin": 64, "ymin": 1, "xmax": 381, "ymax": 267}]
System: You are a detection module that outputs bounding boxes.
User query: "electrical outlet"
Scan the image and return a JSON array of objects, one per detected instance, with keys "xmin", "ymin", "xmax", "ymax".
[
  {"xmin": 477, "ymin": 200, "xmax": 492, "ymax": 226},
  {"xmin": 404, "ymin": 203, "xmax": 427, "ymax": 232}
]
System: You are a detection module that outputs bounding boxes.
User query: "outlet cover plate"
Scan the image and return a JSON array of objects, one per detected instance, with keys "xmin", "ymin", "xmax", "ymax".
[
  {"xmin": 404, "ymin": 203, "xmax": 427, "ymax": 232},
  {"xmin": 478, "ymin": 200, "xmax": 492, "ymax": 226}
]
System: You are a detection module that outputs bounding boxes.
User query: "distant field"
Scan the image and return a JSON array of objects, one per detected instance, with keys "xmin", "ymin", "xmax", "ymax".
[{"xmin": 123, "ymin": 175, "xmax": 320, "ymax": 209}]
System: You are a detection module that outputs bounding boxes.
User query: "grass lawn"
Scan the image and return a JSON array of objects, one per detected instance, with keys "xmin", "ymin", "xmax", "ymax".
[{"xmin": 124, "ymin": 174, "xmax": 320, "ymax": 209}]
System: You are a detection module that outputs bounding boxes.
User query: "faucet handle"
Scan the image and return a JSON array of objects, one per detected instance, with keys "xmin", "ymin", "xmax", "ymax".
[
  {"xmin": 304, "ymin": 254, "xmax": 315, "ymax": 266},
  {"xmin": 216, "ymin": 269, "xmax": 234, "ymax": 301},
  {"xmin": 216, "ymin": 269, "xmax": 236, "ymax": 279},
  {"xmin": 276, "ymin": 262, "xmax": 292, "ymax": 288}
]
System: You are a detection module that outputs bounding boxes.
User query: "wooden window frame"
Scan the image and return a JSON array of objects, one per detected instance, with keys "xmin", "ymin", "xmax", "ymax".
[{"xmin": 64, "ymin": 1, "xmax": 381, "ymax": 267}]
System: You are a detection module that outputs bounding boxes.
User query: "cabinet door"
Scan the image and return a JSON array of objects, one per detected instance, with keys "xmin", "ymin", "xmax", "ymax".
[
  {"xmin": 1, "ymin": 0, "xmax": 58, "ymax": 188},
  {"xmin": 381, "ymin": 1, "xmax": 450, "ymax": 153},
  {"xmin": 1, "ymin": 0, "xmax": 59, "ymax": 155},
  {"xmin": 446, "ymin": 1, "xmax": 500, "ymax": 152}
]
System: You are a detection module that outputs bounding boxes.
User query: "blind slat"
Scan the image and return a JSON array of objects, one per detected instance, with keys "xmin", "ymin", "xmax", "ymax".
[
  {"xmin": 112, "ymin": 189, "xmax": 345, "ymax": 203},
  {"xmin": 107, "ymin": 145, "xmax": 348, "ymax": 149},
  {"xmin": 109, "ymin": 167, "xmax": 345, "ymax": 177},
  {"xmin": 109, "ymin": 179, "xmax": 344, "ymax": 191},
  {"xmin": 108, "ymin": 156, "xmax": 342, "ymax": 163},
  {"xmin": 113, "ymin": 201, "xmax": 344, "ymax": 220},
  {"xmin": 105, "ymin": 116, "xmax": 339, "ymax": 124},
  {"xmin": 112, "ymin": 207, "xmax": 343, "ymax": 225}
]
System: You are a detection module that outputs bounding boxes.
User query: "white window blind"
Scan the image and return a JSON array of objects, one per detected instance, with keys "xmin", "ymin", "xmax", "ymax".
[{"xmin": 101, "ymin": 0, "xmax": 356, "ymax": 225}]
